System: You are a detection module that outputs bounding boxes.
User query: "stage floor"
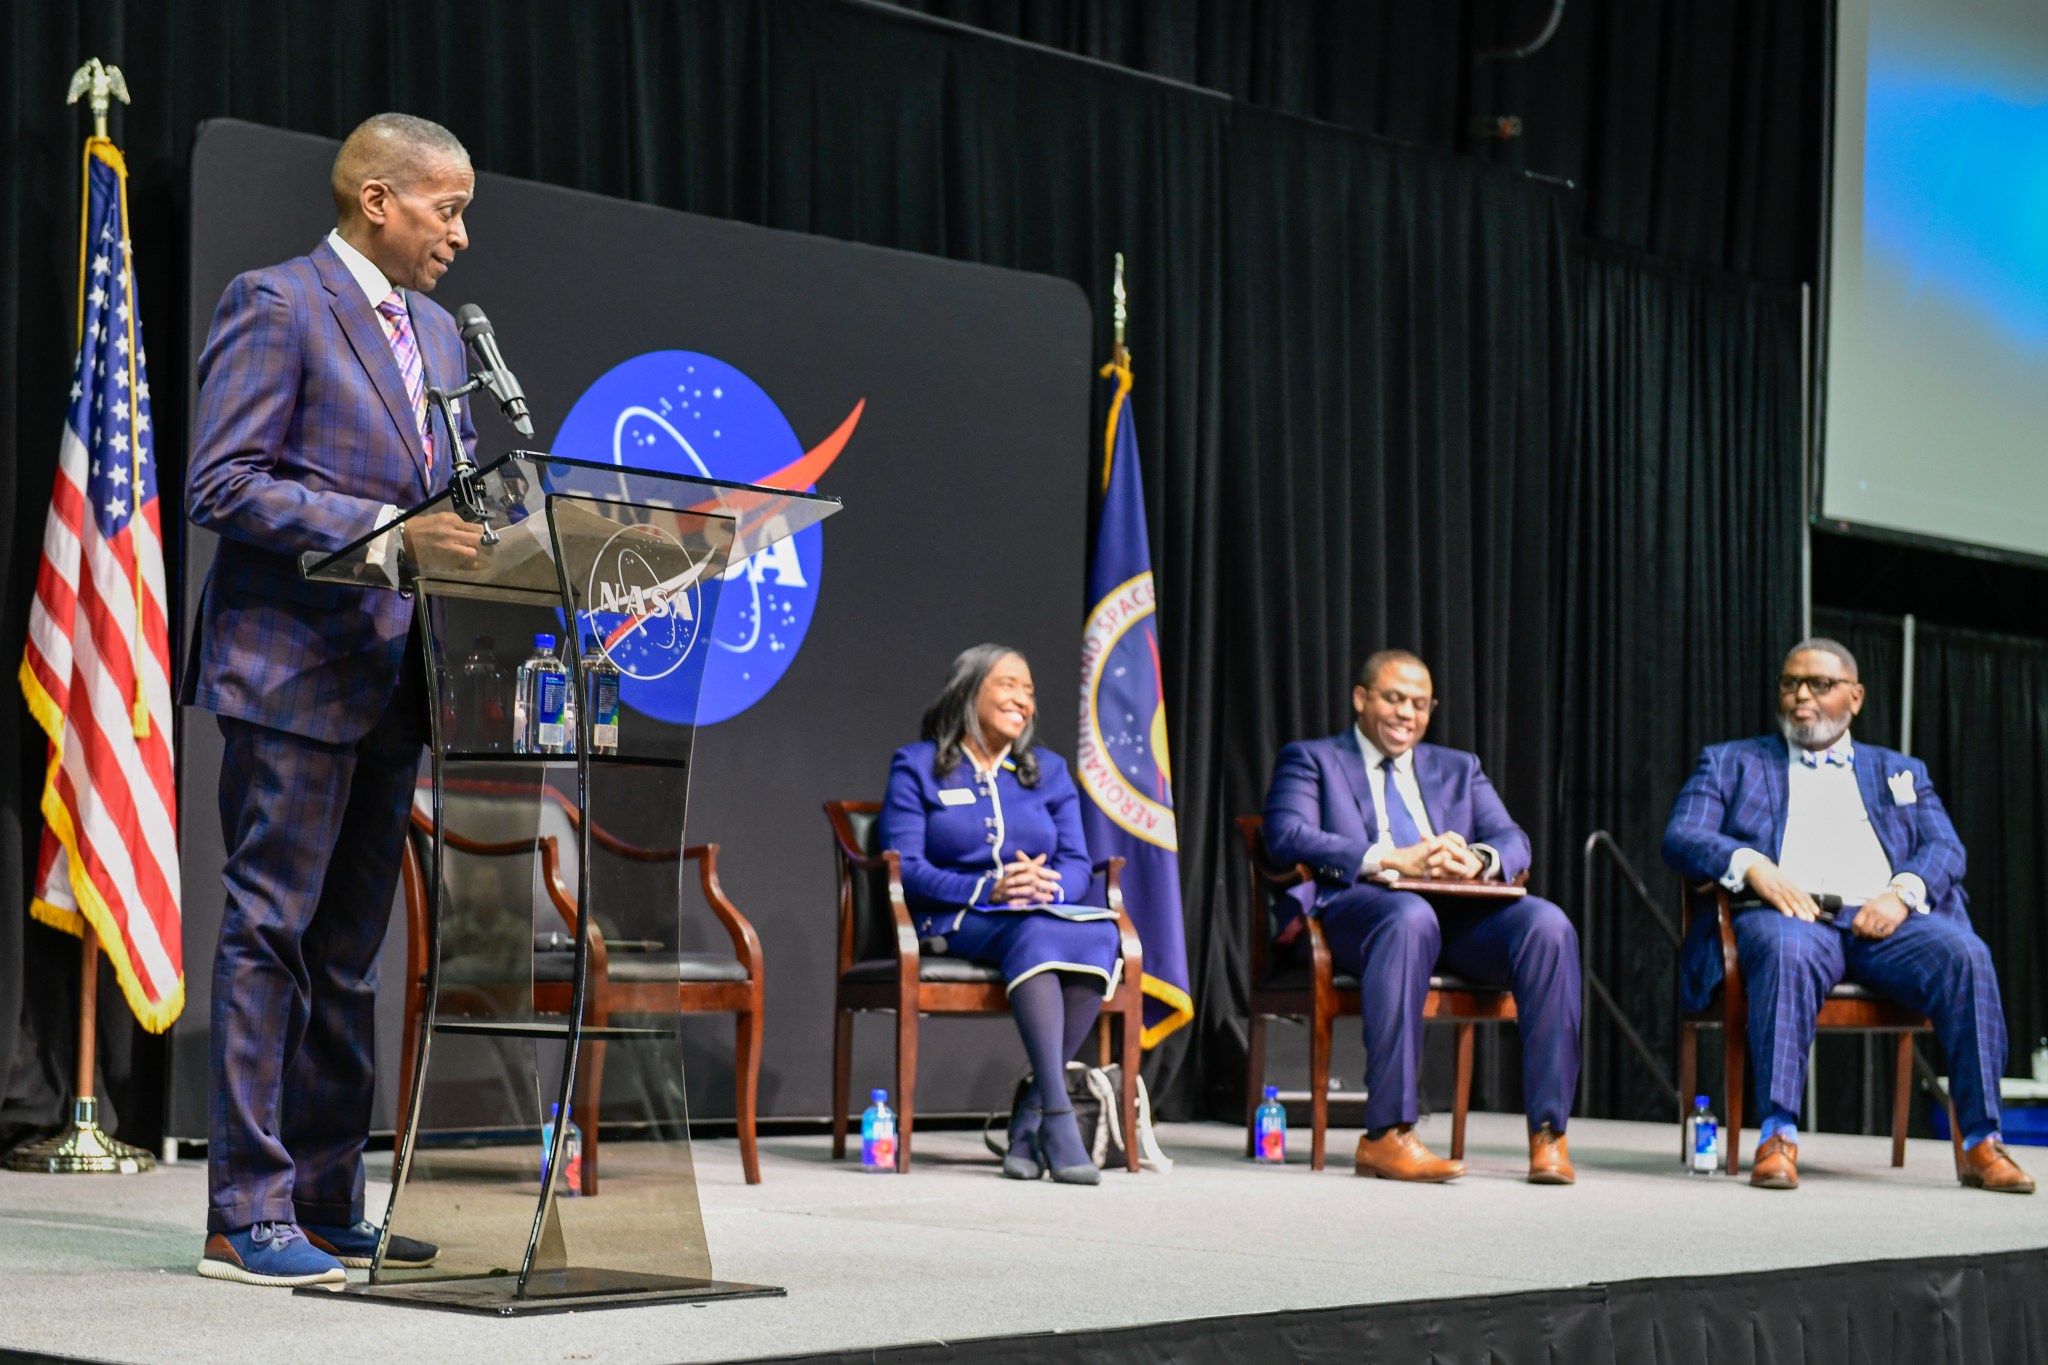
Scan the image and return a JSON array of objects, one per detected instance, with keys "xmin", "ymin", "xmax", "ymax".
[{"xmin": 3, "ymin": 1114, "xmax": 2044, "ymax": 1364}]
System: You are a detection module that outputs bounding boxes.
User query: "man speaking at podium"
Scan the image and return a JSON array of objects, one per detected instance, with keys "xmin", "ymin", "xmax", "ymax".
[{"xmin": 182, "ymin": 113, "xmax": 483, "ymax": 1287}]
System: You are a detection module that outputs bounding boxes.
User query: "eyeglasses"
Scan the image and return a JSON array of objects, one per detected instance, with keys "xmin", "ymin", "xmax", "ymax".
[
  {"xmin": 1778, "ymin": 675, "xmax": 1856, "ymax": 697},
  {"xmin": 1368, "ymin": 688, "xmax": 1440, "ymax": 714}
]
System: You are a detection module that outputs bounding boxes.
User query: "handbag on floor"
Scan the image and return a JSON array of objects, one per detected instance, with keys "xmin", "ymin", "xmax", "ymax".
[{"xmin": 983, "ymin": 1061, "xmax": 1174, "ymax": 1173}]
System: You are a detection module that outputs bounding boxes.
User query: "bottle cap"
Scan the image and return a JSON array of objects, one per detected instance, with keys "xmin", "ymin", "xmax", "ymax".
[
  {"xmin": 583, "ymin": 634, "xmax": 600, "ymax": 650},
  {"xmin": 870, "ymin": 1088, "xmax": 888, "ymax": 1103},
  {"xmin": 1695, "ymin": 1095, "xmax": 1710, "ymax": 1107},
  {"xmin": 1263, "ymin": 1085, "xmax": 1279, "ymax": 1100},
  {"xmin": 533, "ymin": 633, "xmax": 556, "ymax": 650}
]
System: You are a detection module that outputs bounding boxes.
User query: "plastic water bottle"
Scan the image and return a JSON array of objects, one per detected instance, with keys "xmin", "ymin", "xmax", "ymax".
[
  {"xmin": 560, "ymin": 669, "xmax": 578, "ymax": 755},
  {"xmin": 1686, "ymin": 1095, "xmax": 1720, "ymax": 1176},
  {"xmin": 452, "ymin": 636, "xmax": 505, "ymax": 752},
  {"xmin": 581, "ymin": 634, "xmax": 621, "ymax": 756},
  {"xmin": 1254, "ymin": 1085, "xmax": 1287, "ymax": 1164},
  {"xmin": 541, "ymin": 1102, "xmax": 583, "ymax": 1197},
  {"xmin": 861, "ymin": 1089, "xmax": 897, "ymax": 1173},
  {"xmin": 513, "ymin": 633, "xmax": 570, "ymax": 755}
]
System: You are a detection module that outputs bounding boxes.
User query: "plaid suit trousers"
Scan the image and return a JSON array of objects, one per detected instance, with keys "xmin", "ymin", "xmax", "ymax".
[
  {"xmin": 206, "ymin": 670, "xmax": 424, "ymax": 1234},
  {"xmin": 1735, "ymin": 907, "xmax": 2007, "ymax": 1143}
]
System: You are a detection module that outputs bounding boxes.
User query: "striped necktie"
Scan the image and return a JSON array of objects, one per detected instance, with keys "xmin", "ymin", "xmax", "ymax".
[{"xmin": 375, "ymin": 290, "xmax": 434, "ymax": 470}]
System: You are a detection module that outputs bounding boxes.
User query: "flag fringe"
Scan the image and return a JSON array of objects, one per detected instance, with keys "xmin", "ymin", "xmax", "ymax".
[
  {"xmin": 19, "ymin": 631, "xmax": 182, "ymax": 1034},
  {"xmin": 1139, "ymin": 975, "xmax": 1194, "ymax": 1050}
]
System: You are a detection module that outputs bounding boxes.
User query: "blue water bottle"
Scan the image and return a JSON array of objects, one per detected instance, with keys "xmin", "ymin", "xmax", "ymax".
[
  {"xmin": 541, "ymin": 1102, "xmax": 584, "ymax": 1196},
  {"xmin": 1254, "ymin": 1085, "xmax": 1287, "ymax": 1164},
  {"xmin": 1686, "ymin": 1095, "xmax": 1719, "ymax": 1176},
  {"xmin": 861, "ymin": 1089, "xmax": 897, "ymax": 1173}
]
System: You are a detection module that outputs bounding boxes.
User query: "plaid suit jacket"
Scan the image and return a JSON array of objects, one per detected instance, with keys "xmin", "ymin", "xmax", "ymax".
[
  {"xmin": 1263, "ymin": 733, "xmax": 1533, "ymax": 933},
  {"xmin": 183, "ymin": 239, "xmax": 477, "ymax": 744},
  {"xmin": 1661, "ymin": 733, "xmax": 1971, "ymax": 1010}
]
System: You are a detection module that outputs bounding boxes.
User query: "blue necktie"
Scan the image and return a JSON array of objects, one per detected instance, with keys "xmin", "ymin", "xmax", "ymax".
[{"xmin": 1380, "ymin": 757, "xmax": 1424, "ymax": 848}]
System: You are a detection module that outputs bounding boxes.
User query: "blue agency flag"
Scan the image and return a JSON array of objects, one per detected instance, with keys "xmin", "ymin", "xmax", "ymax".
[{"xmin": 1077, "ymin": 360, "xmax": 1191, "ymax": 1047}]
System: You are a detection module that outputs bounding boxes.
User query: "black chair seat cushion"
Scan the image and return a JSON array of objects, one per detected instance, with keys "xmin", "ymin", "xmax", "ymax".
[
  {"xmin": 840, "ymin": 957, "xmax": 1005, "ymax": 985},
  {"xmin": 1256, "ymin": 965, "xmax": 1495, "ymax": 996},
  {"xmin": 442, "ymin": 950, "xmax": 749, "ymax": 986}
]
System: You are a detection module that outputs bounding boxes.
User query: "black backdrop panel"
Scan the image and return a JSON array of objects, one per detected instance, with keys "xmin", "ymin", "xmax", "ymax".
[{"xmin": 171, "ymin": 118, "xmax": 1090, "ymax": 1135}]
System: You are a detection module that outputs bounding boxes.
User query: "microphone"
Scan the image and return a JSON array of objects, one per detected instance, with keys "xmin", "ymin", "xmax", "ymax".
[{"xmin": 454, "ymin": 304, "xmax": 535, "ymax": 437}]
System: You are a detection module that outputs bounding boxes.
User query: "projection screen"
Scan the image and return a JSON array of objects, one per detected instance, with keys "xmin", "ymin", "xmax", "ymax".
[{"xmin": 1820, "ymin": 0, "xmax": 2048, "ymax": 560}]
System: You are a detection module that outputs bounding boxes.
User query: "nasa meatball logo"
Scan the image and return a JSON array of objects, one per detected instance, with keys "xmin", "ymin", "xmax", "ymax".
[
  {"xmin": 581, "ymin": 521, "xmax": 711, "ymax": 684},
  {"xmin": 554, "ymin": 351, "xmax": 862, "ymax": 725},
  {"xmin": 1077, "ymin": 570, "xmax": 1178, "ymax": 850}
]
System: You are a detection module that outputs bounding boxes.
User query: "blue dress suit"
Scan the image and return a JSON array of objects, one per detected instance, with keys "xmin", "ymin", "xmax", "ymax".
[
  {"xmin": 1662, "ymin": 735, "xmax": 2005, "ymax": 1144},
  {"xmin": 183, "ymin": 238, "xmax": 474, "ymax": 1234},
  {"xmin": 880, "ymin": 743, "xmax": 1122, "ymax": 994},
  {"xmin": 1264, "ymin": 733, "xmax": 1581, "ymax": 1134}
]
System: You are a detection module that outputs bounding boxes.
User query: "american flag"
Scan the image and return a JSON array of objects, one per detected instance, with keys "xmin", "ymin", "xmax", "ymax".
[{"xmin": 18, "ymin": 138, "xmax": 182, "ymax": 1031}]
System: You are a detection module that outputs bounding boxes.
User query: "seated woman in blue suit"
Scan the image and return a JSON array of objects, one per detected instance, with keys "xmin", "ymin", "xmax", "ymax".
[{"xmin": 881, "ymin": 643, "xmax": 1121, "ymax": 1185}]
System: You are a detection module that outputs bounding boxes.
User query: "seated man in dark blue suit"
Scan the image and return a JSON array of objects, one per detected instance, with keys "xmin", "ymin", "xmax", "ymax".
[
  {"xmin": 1264, "ymin": 651, "xmax": 1581, "ymax": 1184},
  {"xmin": 1662, "ymin": 638, "xmax": 2033, "ymax": 1194}
]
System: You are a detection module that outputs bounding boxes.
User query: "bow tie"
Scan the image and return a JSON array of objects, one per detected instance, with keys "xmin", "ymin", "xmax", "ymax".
[{"xmin": 1800, "ymin": 747, "xmax": 1852, "ymax": 769}]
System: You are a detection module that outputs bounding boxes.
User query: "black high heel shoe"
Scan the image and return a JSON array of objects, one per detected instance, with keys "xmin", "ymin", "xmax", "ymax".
[
  {"xmin": 1001, "ymin": 1103, "xmax": 1045, "ymax": 1180},
  {"xmin": 1034, "ymin": 1107, "xmax": 1101, "ymax": 1186}
]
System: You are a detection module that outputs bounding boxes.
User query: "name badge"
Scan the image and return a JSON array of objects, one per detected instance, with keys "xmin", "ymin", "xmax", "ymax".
[{"xmin": 937, "ymin": 788, "xmax": 976, "ymax": 807}]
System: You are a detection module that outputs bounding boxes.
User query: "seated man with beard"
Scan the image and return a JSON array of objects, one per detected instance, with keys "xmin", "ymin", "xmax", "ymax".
[{"xmin": 1662, "ymin": 637, "xmax": 2032, "ymax": 1194}]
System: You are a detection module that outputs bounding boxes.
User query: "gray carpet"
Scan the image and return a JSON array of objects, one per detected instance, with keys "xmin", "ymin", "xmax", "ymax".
[{"xmin": 3, "ymin": 1115, "xmax": 2043, "ymax": 1364}]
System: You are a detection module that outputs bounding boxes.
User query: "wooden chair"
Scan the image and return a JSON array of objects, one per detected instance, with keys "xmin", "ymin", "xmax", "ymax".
[
  {"xmin": 1237, "ymin": 814, "xmax": 1521, "ymax": 1171},
  {"xmin": 823, "ymin": 799, "xmax": 1144, "ymax": 1174},
  {"xmin": 1677, "ymin": 881, "xmax": 1961, "ymax": 1175},
  {"xmin": 397, "ymin": 788, "xmax": 767, "ymax": 1189}
]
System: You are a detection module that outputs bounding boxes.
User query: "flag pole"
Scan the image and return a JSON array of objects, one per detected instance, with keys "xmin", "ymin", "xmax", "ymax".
[{"xmin": 8, "ymin": 58, "xmax": 154, "ymax": 1176}]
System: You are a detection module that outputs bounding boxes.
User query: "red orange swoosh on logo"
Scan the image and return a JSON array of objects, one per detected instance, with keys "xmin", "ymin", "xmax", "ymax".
[{"xmin": 601, "ymin": 399, "xmax": 864, "ymax": 654}]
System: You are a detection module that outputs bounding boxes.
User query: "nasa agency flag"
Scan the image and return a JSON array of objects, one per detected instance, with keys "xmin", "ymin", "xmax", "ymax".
[{"xmin": 1077, "ymin": 359, "xmax": 1191, "ymax": 1047}]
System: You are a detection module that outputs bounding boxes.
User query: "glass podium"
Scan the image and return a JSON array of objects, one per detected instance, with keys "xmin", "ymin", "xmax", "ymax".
[{"xmin": 299, "ymin": 452, "xmax": 838, "ymax": 1313}]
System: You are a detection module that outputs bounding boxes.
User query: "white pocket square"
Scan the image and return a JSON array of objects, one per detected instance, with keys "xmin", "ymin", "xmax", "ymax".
[{"xmin": 1887, "ymin": 770, "xmax": 1918, "ymax": 805}]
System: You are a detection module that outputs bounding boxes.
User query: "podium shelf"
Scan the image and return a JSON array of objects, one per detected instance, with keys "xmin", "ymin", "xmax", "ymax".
[
  {"xmin": 430, "ymin": 1020, "xmax": 676, "ymax": 1041},
  {"xmin": 435, "ymin": 751, "xmax": 691, "ymax": 771}
]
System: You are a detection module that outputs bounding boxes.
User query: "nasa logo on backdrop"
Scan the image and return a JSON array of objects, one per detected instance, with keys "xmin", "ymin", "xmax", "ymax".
[
  {"xmin": 553, "ymin": 351, "xmax": 862, "ymax": 725},
  {"xmin": 1076, "ymin": 571, "xmax": 1178, "ymax": 851}
]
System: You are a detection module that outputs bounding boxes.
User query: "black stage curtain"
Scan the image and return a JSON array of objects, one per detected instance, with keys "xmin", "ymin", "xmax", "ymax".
[
  {"xmin": 1555, "ymin": 243, "xmax": 1804, "ymax": 1119},
  {"xmin": 3, "ymin": 0, "xmax": 1805, "ymax": 1139},
  {"xmin": 886, "ymin": 0, "xmax": 1827, "ymax": 286},
  {"xmin": 1194, "ymin": 109, "xmax": 1574, "ymax": 1116},
  {"xmin": 1915, "ymin": 622, "xmax": 2048, "ymax": 1088}
]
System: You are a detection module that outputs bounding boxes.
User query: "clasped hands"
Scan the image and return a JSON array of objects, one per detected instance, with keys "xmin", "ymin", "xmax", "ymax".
[
  {"xmin": 991, "ymin": 853, "xmax": 1064, "ymax": 906},
  {"xmin": 1742, "ymin": 857, "xmax": 1907, "ymax": 939},
  {"xmin": 1378, "ymin": 831, "xmax": 1488, "ymax": 882}
]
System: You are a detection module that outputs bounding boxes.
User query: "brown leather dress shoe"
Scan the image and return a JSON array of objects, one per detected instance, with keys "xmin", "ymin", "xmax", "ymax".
[
  {"xmin": 1959, "ymin": 1139, "xmax": 2037, "ymax": 1194},
  {"xmin": 1749, "ymin": 1133, "xmax": 1799, "ymax": 1189},
  {"xmin": 1528, "ymin": 1124, "xmax": 1575, "ymax": 1185},
  {"xmin": 1354, "ymin": 1126, "xmax": 1466, "ymax": 1182}
]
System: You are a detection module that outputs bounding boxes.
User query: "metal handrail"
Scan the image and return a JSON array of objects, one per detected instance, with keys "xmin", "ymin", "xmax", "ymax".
[
  {"xmin": 1579, "ymin": 831, "xmax": 1682, "ymax": 1111},
  {"xmin": 1583, "ymin": 831, "xmax": 1681, "ymax": 948}
]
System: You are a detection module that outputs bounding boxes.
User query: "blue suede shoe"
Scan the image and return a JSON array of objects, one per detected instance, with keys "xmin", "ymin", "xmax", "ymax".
[
  {"xmin": 197, "ymin": 1222, "xmax": 346, "ymax": 1288},
  {"xmin": 303, "ymin": 1218, "xmax": 439, "ymax": 1269}
]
